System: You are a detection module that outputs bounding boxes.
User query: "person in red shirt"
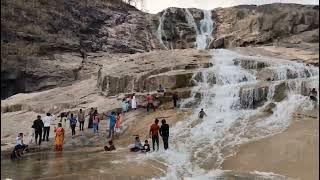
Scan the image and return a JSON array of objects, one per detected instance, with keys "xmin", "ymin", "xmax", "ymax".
[
  {"xmin": 149, "ymin": 119, "xmax": 160, "ymax": 151},
  {"xmin": 146, "ymin": 94, "xmax": 156, "ymax": 112}
]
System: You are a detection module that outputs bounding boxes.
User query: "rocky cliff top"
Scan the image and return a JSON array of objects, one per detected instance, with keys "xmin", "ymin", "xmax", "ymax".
[{"xmin": 1, "ymin": 1, "xmax": 319, "ymax": 99}]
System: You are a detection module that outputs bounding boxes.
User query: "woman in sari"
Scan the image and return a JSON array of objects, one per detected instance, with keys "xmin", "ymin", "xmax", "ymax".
[{"xmin": 54, "ymin": 123, "xmax": 64, "ymax": 151}]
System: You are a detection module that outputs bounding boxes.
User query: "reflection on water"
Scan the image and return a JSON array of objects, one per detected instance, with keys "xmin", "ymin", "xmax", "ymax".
[{"xmin": 1, "ymin": 149, "xmax": 165, "ymax": 180}]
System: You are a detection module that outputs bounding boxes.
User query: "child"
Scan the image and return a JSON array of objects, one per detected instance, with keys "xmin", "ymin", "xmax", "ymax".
[
  {"xmin": 141, "ymin": 140, "xmax": 150, "ymax": 152},
  {"xmin": 130, "ymin": 136, "xmax": 143, "ymax": 152},
  {"xmin": 104, "ymin": 140, "xmax": 116, "ymax": 151}
]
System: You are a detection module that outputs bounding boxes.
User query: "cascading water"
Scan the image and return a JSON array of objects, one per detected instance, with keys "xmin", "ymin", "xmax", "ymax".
[
  {"xmin": 133, "ymin": 49, "xmax": 319, "ymax": 179},
  {"xmin": 197, "ymin": 10, "xmax": 214, "ymax": 50},
  {"xmin": 156, "ymin": 10, "xmax": 168, "ymax": 50},
  {"xmin": 184, "ymin": 9, "xmax": 214, "ymax": 50}
]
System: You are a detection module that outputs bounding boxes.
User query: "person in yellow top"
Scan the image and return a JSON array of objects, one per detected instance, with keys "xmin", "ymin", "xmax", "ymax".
[{"xmin": 54, "ymin": 123, "xmax": 65, "ymax": 151}]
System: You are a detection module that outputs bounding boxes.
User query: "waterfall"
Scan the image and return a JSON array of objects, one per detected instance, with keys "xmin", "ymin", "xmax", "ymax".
[
  {"xmin": 184, "ymin": 9, "xmax": 214, "ymax": 50},
  {"xmin": 156, "ymin": 9, "xmax": 168, "ymax": 50},
  {"xmin": 197, "ymin": 10, "xmax": 214, "ymax": 50},
  {"xmin": 131, "ymin": 49, "xmax": 319, "ymax": 179},
  {"xmin": 185, "ymin": 9, "xmax": 199, "ymax": 47}
]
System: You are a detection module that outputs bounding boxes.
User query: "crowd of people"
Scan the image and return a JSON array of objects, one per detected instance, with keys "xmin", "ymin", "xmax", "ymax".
[
  {"xmin": 11, "ymin": 88, "xmax": 181, "ymax": 159},
  {"xmin": 12, "ymin": 86, "xmax": 316, "ymax": 159}
]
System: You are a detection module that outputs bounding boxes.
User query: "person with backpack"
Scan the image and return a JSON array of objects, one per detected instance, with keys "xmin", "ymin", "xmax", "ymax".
[
  {"xmin": 32, "ymin": 115, "xmax": 44, "ymax": 145},
  {"xmin": 160, "ymin": 119, "xmax": 169, "ymax": 150},
  {"xmin": 69, "ymin": 114, "xmax": 77, "ymax": 136}
]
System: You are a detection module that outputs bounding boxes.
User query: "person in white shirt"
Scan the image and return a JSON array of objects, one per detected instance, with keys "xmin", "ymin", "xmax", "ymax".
[
  {"xmin": 131, "ymin": 93, "xmax": 137, "ymax": 110},
  {"xmin": 14, "ymin": 133, "xmax": 28, "ymax": 157},
  {"xmin": 42, "ymin": 113, "xmax": 53, "ymax": 141}
]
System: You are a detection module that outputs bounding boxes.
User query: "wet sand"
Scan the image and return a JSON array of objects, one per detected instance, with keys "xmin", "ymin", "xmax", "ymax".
[{"xmin": 222, "ymin": 106, "xmax": 319, "ymax": 180}]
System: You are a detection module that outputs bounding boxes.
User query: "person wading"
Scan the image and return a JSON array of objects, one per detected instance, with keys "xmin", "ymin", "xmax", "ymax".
[
  {"xmin": 54, "ymin": 123, "xmax": 64, "ymax": 151},
  {"xmin": 107, "ymin": 112, "xmax": 117, "ymax": 139},
  {"xmin": 198, "ymin": 108, "xmax": 207, "ymax": 119},
  {"xmin": 42, "ymin": 113, "xmax": 53, "ymax": 141},
  {"xmin": 172, "ymin": 93, "xmax": 179, "ymax": 108},
  {"xmin": 78, "ymin": 109, "xmax": 85, "ymax": 131},
  {"xmin": 160, "ymin": 119, "xmax": 169, "ymax": 150},
  {"xmin": 149, "ymin": 119, "xmax": 160, "ymax": 151},
  {"xmin": 32, "ymin": 115, "xmax": 44, "ymax": 146},
  {"xmin": 69, "ymin": 114, "xmax": 77, "ymax": 137}
]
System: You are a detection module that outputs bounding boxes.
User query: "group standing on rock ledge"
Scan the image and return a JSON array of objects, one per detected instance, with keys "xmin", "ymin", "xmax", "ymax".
[{"xmin": 10, "ymin": 89, "xmax": 181, "ymax": 159}]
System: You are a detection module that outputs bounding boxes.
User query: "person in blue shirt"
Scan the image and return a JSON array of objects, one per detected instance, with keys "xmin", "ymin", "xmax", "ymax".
[
  {"xmin": 106, "ymin": 112, "xmax": 117, "ymax": 139},
  {"xmin": 69, "ymin": 114, "xmax": 77, "ymax": 136}
]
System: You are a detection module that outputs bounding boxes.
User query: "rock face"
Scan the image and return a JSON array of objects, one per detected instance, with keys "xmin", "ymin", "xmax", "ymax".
[
  {"xmin": 1, "ymin": 0, "xmax": 156, "ymax": 98},
  {"xmin": 97, "ymin": 49, "xmax": 212, "ymax": 96},
  {"xmin": 1, "ymin": 1, "xmax": 319, "ymax": 99}
]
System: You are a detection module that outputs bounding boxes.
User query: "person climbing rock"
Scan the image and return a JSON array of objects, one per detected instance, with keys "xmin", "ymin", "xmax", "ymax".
[
  {"xmin": 78, "ymin": 109, "xmax": 85, "ymax": 131},
  {"xmin": 130, "ymin": 136, "xmax": 143, "ymax": 152},
  {"xmin": 309, "ymin": 88, "xmax": 318, "ymax": 102},
  {"xmin": 198, "ymin": 109, "xmax": 207, "ymax": 119},
  {"xmin": 149, "ymin": 119, "xmax": 160, "ymax": 151},
  {"xmin": 104, "ymin": 140, "xmax": 116, "ymax": 151},
  {"xmin": 172, "ymin": 93, "xmax": 179, "ymax": 108},
  {"xmin": 42, "ymin": 113, "xmax": 53, "ymax": 141},
  {"xmin": 54, "ymin": 123, "xmax": 64, "ymax": 151},
  {"xmin": 32, "ymin": 115, "xmax": 44, "ymax": 146},
  {"xmin": 69, "ymin": 114, "xmax": 77, "ymax": 136},
  {"xmin": 146, "ymin": 94, "xmax": 156, "ymax": 112},
  {"xmin": 160, "ymin": 119, "xmax": 169, "ymax": 150}
]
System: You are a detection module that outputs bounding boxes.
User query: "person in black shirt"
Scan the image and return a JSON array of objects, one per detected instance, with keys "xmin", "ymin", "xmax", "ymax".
[
  {"xmin": 160, "ymin": 119, "xmax": 169, "ymax": 150},
  {"xmin": 172, "ymin": 93, "xmax": 179, "ymax": 108},
  {"xmin": 198, "ymin": 109, "xmax": 207, "ymax": 119},
  {"xmin": 141, "ymin": 140, "xmax": 150, "ymax": 152},
  {"xmin": 32, "ymin": 115, "xmax": 44, "ymax": 146}
]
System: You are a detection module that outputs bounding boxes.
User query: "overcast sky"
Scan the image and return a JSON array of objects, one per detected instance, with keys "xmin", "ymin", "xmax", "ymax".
[{"xmin": 135, "ymin": 0, "xmax": 318, "ymax": 13}]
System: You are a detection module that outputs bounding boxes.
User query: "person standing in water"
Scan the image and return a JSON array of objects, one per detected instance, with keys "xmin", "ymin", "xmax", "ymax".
[
  {"xmin": 92, "ymin": 110, "xmax": 100, "ymax": 134},
  {"xmin": 32, "ymin": 115, "xmax": 44, "ymax": 146},
  {"xmin": 131, "ymin": 93, "xmax": 137, "ymax": 110},
  {"xmin": 42, "ymin": 113, "xmax": 53, "ymax": 141},
  {"xmin": 78, "ymin": 109, "xmax": 85, "ymax": 131},
  {"xmin": 115, "ymin": 112, "xmax": 123, "ymax": 137},
  {"xmin": 309, "ymin": 88, "xmax": 318, "ymax": 102},
  {"xmin": 54, "ymin": 123, "xmax": 64, "ymax": 151},
  {"xmin": 87, "ymin": 107, "xmax": 94, "ymax": 129},
  {"xmin": 198, "ymin": 108, "xmax": 207, "ymax": 119},
  {"xmin": 69, "ymin": 114, "xmax": 77, "ymax": 137},
  {"xmin": 160, "ymin": 119, "xmax": 169, "ymax": 150},
  {"xmin": 149, "ymin": 119, "xmax": 160, "ymax": 151},
  {"xmin": 107, "ymin": 112, "xmax": 117, "ymax": 139},
  {"xmin": 172, "ymin": 93, "xmax": 179, "ymax": 108}
]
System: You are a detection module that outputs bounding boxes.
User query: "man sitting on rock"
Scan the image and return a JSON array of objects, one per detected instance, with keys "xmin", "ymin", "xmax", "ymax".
[{"xmin": 14, "ymin": 133, "xmax": 29, "ymax": 158}]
